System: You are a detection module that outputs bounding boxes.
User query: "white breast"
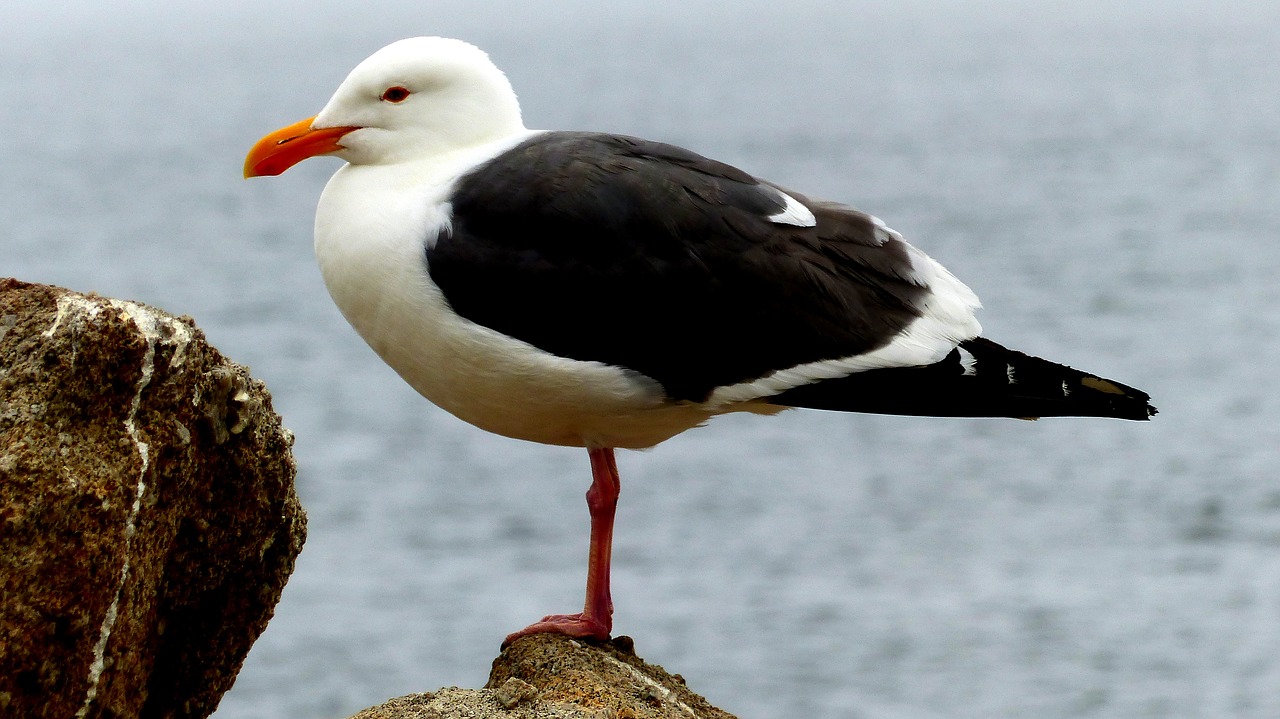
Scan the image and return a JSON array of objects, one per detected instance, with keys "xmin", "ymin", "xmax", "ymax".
[{"xmin": 311, "ymin": 137, "xmax": 729, "ymax": 449}]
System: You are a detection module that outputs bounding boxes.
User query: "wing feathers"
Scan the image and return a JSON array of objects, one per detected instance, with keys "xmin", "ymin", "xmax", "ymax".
[{"xmin": 429, "ymin": 131, "xmax": 979, "ymax": 403}]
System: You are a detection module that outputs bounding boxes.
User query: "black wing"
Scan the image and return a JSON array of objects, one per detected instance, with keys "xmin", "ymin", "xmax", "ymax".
[{"xmin": 427, "ymin": 131, "xmax": 929, "ymax": 402}]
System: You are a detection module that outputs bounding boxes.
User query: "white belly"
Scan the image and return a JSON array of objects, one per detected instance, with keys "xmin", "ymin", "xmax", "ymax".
[{"xmin": 312, "ymin": 159, "xmax": 733, "ymax": 449}]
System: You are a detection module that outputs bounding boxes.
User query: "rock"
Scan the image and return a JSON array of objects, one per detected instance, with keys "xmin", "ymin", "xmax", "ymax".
[
  {"xmin": 347, "ymin": 634, "xmax": 739, "ymax": 719},
  {"xmin": 0, "ymin": 279, "xmax": 306, "ymax": 719},
  {"xmin": 492, "ymin": 677, "xmax": 539, "ymax": 709}
]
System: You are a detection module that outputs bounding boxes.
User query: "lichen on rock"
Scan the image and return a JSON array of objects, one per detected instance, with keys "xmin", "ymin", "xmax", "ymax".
[{"xmin": 347, "ymin": 634, "xmax": 740, "ymax": 719}]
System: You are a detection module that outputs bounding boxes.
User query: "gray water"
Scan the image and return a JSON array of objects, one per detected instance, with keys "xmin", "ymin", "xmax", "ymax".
[{"xmin": 4, "ymin": 1, "xmax": 1279, "ymax": 717}]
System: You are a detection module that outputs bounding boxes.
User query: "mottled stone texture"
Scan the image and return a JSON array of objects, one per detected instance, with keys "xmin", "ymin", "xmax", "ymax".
[
  {"xmin": 347, "ymin": 634, "xmax": 739, "ymax": 719},
  {"xmin": 0, "ymin": 279, "xmax": 306, "ymax": 719}
]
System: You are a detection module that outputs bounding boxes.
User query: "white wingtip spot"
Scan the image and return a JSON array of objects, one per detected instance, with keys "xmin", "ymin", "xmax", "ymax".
[
  {"xmin": 767, "ymin": 191, "xmax": 816, "ymax": 227},
  {"xmin": 959, "ymin": 346, "xmax": 978, "ymax": 376}
]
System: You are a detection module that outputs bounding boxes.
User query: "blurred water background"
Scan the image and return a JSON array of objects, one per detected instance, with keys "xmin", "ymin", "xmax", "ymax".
[{"xmin": 4, "ymin": 1, "xmax": 1279, "ymax": 717}]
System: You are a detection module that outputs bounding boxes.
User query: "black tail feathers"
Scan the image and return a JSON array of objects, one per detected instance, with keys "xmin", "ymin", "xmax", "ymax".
[{"xmin": 769, "ymin": 336, "xmax": 1156, "ymax": 421}]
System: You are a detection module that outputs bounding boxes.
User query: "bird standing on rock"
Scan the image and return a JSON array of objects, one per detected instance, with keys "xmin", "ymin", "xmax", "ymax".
[{"xmin": 244, "ymin": 36, "xmax": 1155, "ymax": 646}]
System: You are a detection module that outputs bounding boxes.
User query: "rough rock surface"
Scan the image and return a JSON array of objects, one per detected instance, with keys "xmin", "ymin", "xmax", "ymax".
[
  {"xmin": 0, "ymin": 278, "xmax": 306, "ymax": 719},
  {"xmin": 347, "ymin": 634, "xmax": 739, "ymax": 719}
]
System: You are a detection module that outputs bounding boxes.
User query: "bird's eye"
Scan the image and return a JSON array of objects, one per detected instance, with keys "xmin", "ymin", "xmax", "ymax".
[{"xmin": 380, "ymin": 86, "xmax": 411, "ymax": 103}]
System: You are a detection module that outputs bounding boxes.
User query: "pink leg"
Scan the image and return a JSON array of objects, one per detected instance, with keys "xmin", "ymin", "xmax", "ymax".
[{"xmin": 503, "ymin": 447, "xmax": 619, "ymax": 646}]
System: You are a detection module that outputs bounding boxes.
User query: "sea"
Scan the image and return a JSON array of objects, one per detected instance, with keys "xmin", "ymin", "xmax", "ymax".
[{"xmin": 4, "ymin": 2, "xmax": 1279, "ymax": 717}]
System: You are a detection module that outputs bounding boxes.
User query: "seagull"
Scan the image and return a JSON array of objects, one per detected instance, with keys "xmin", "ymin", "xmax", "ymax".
[{"xmin": 244, "ymin": 36, "xmax": 1154, "ymax": 646}]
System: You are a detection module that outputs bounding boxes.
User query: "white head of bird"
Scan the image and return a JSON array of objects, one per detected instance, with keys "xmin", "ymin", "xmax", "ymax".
[{"xmin": 244, "ymin": 37, "xmax": 525, "ymax": 177}]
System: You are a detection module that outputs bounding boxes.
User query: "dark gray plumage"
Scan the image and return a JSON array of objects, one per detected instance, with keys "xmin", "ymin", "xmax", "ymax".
[{"xmin": 428, "ymin": 131, "xmax": 929, "ymax": 403}]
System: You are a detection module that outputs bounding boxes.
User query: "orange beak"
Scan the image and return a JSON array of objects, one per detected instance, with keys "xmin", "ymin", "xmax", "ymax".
[{"xmin": 243, "ymin": 116, "xmax": 360, "ymax": 178}]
